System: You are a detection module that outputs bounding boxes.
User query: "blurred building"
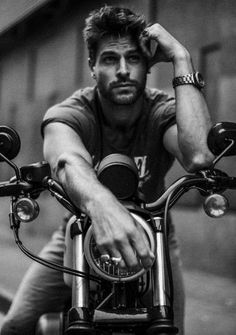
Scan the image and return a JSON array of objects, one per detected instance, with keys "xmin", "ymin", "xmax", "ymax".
[{"xmin": 0, "ymin": 0, "xmax": 235, "ymax": 276}]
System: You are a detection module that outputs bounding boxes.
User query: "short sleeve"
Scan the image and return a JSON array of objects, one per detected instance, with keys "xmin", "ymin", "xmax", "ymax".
[{"xmin": 41, "ymin": 88, "xmax": 97, "ymax": 151}]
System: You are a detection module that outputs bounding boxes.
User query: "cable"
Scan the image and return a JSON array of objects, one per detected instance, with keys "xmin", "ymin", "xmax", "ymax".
[
  {"xmin": 12, "ymin": 226, "xmax": 101, "ymax": 284},
  {"xmin": 162, "ymin": 186, "xmax": 186, "ymax": 307}
]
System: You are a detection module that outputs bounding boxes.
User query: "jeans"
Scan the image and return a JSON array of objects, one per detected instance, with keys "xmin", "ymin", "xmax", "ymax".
[{"xmin": 1, "ymin": 225, "xmax": 185, "ymax": 335}]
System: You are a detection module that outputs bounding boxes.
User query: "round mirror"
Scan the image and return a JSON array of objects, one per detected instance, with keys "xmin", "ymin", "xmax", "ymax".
[{"xmin": 0, "ymin": 126, "xmax": 21, "ymax": 161}]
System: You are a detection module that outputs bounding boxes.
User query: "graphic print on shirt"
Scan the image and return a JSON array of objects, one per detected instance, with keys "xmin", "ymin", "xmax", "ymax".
[{"xmin": 134, "ymin": 156, "xmax": 151, "ymax": 188}]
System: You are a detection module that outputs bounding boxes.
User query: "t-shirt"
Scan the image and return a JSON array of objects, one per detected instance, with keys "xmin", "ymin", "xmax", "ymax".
[{"xmin": 41, "ymin": 86, "xmax": 176, "ymax": 203}]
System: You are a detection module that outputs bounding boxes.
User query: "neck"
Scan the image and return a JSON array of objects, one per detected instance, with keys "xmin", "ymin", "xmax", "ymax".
[{"xmin": 98, "ymin": 92, "xmax": 144, "ymax": 130}]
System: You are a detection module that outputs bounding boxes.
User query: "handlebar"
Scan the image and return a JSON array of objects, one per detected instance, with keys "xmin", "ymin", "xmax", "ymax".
[
  {"xmin": 0, "ymin": 180, "xmax": 35, "ymax": 197},
  {"xmin": 1, "ymin": 122, "xmax": 236, "ymax": 216},
  {"xmin": 145, "ymin": 171, "xmax": 236, "ymax": 213},
  {"xmin": 1, "ymin": 165, "xmax": 236, "ymax": 216}
]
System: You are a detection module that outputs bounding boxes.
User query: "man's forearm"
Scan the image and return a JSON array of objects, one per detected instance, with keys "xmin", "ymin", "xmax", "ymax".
[
  {"xmin": 173, "ymin": 52, "xmax": 214, "ymax": 170},
  {"xmin": 55, "ymin": 152, "xmax": 114, "ymax": 215},
  {"xmin": 140, "ymin": 24, "xmax": 214, "ymax": 171},
  {"xmin": 54, "ymin": 151, "xmax": 155, "ymax": 269}
]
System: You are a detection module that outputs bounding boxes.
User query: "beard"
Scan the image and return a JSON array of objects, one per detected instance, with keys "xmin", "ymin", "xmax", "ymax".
[{"xmin": 97, "ymin": 80, "xmax": 146, "ymax": 105}]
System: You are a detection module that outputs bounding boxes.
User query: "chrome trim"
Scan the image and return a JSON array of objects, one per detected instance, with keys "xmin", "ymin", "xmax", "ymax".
[{"xmin": 84, "ymin": 213, "xmax": 155, "ymax": 282}]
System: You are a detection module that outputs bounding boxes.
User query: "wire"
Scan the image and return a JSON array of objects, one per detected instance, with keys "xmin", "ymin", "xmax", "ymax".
[
  {"xmin": 162, "ymin": 184, "xmax": 203, "ymax": 307},
  {"xmin": 12, "ymin": 226, "xmax": 101, "ymax": 284},
  {"xmin": 163, "ymin": 187, "xmax": 183, "ymax": 307}
]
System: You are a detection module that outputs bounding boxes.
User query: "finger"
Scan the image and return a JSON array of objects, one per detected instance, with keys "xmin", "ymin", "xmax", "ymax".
[
  {"xmin": 118, "ymin": 238, "xmax": 141, "ymax": 270},
  {"xmin": 139, "ymin": 33, "xmax": 152, "ymax": 58},
  {"xmin": 94, "ymin": 231, "xmax": 126, "ymax": 268},
  {"xmin": 94, "ymin": 238, "xmax": 111, "ymax": 264},
  {"xmin": 147, "ymin": 40, "xmax": 160, "ymax": 69},
  {"xmin": 139, "ymin": 34, "xmax": 160, "ymax": 69},
  {"xmin": 130, "ymin": 226, "xmax": 155, "ymax": 270},
  {"xmin": 110, "ymin": 250, "xmax": 125, "ymax": 268},
  {"xmin": 149, "ymin": 39, "xmax": 159, "ymax": 57}
]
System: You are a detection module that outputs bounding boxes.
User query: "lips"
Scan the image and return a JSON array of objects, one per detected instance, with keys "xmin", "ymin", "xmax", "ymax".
[{"xmin": 111, "ymin": 82, "xmax": 136, "ymax": 89}]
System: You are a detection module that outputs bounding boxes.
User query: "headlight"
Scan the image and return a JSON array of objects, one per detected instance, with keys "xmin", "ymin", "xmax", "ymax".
[
  {"xmin": 14, "ymin": 198, "xmax": 39, "ymax": 222},
  {"xmin": 203, "ymin": 193, "xmax": 229, "ymax": 218},
  {"xmin": 84, "ymin": 213, "xmax": 155, "ymax": 282}
]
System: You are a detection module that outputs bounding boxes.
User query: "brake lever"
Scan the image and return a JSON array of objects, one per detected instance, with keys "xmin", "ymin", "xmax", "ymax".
[{"xmin": 44, "ymin": 177, "xmax": 81, "ymax": 216}]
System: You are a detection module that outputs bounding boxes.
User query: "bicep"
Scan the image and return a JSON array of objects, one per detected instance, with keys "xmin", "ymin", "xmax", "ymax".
[{"xmin": 43, "ymin": 122, "xmax": 92, "ymax": 171}]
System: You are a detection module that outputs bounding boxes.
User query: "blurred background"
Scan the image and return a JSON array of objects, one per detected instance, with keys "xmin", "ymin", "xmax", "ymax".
[{"xmin": 0, "ymin": 0, "xmax": 235, "ymax": 334}]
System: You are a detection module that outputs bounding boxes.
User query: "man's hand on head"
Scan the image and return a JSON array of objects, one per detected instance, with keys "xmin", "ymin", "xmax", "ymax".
[{"xmin": 139, "ymin": 23, "xmax": 190, "ymax": 69}]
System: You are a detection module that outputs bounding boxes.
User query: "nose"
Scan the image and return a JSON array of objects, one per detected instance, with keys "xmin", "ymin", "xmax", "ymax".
[{"xmin": 117, "ymin": 58, "xmax": 130, "ymax": 79}]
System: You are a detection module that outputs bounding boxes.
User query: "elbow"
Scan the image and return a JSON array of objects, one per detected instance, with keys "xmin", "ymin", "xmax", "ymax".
[
  {"xmin": 52, "ymin": 152, "xmax": 79, "ymax": 177},
  {"xmin": 53, "ymin": 151, "xmax": 92, "ymax": 178},
  {"xmin": 183, "ymin": 152, "xmax": 215, "ymax": 173},
  {"xmin": 53, "ymin": 152, "xmax": 73, "ymax": 178}
]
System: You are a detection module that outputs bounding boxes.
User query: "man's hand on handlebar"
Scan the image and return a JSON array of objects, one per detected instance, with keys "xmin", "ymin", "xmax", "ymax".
[{"xmin": 88, "ymin": 190, "xmax": 155, "ymax": 270}]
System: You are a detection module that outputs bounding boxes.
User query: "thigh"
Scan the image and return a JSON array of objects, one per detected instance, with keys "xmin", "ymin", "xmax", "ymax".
[
  {"xmin": 169, "ymin": 230, "xmax": 185, "ymax": 335},
  {"xmin": 1, "ymin": 228, "xmax": 70, "ymax": 335}
]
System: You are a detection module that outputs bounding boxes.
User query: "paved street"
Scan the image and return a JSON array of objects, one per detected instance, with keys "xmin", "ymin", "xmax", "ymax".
[
  {"xmin": 0, "ymin": 242, "xmax": 236, "ymax": 333},
  {"xmin": 0, "ymin": 211, "xmax": 235, "ymax": 334},
  {"xmin": 184, "ymin": 270, "xmax": 236, "ymax": 335}
]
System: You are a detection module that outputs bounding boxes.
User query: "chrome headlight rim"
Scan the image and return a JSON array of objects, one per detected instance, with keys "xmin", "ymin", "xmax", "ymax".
[{"xmin": 84, "ymin": 212, "xmax": 155, "ymax": 282}]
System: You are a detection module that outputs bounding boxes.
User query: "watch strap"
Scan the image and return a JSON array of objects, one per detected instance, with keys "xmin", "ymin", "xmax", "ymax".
[{"xmin": 172, "ymin": 72, "xmax": 204, "ymax": 89}]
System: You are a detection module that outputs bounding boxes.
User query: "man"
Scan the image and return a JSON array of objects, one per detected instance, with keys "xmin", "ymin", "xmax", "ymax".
[{"xmin": 2, "ymin": 5, "xmax": 214, "ymax": 335}]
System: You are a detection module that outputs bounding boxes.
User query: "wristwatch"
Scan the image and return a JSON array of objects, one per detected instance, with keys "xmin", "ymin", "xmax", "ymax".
[{"xmin": 172, "ymin": 72, "xmax": 205, "ymax": 90}]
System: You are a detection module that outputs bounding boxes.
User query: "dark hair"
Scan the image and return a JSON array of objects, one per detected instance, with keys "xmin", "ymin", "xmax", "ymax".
[{"xmin": 83, "ymin": 5, "xmax": 146, "ymax": 66}]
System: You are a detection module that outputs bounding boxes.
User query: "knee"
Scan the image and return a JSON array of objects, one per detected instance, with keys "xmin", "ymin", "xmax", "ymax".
[
  {"xmin": 1, "ymin": 318, "xmax": 18, "ymax": 335},
  {"xmin": 1, "ymin": 316, "xmax": 35, "ymax": 335}
]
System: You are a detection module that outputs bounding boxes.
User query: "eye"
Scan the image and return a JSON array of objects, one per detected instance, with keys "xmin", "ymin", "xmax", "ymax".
[
  {"xmin": 128, "ymin": 54, "xmax": 141, "ymax": 63},
  {"xmin": 102, "ymin": 55, "xmax": 117, "ymax": 65}
]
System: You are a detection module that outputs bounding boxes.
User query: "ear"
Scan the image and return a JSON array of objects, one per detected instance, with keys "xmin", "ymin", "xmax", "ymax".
[
  {"xmin": 88, "ymin": 58, "xmax": 96, "ymax": 79},
  {"xmin": 88, "ymin": 57, "xmax": 94, "ymax": 70},
  {"xmin": 91, "ymin": 72, "xmax": 96, "ymax": 80}
]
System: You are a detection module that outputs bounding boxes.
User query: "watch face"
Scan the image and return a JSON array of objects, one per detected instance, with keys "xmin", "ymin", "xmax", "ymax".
[{"xmin": 195, "ymin": 72, "xmax": 205, "ymax": 88}]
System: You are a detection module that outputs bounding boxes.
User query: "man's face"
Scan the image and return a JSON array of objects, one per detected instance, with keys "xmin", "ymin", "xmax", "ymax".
[{"xmin": 92, "ymin": 35, "xmax": 148, "ymax": 105}]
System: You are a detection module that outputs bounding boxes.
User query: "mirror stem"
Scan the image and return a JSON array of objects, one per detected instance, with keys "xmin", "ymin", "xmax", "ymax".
[
  {"xmin": 211, "ymin": 139, "xmax": 234, "ymax": 168},
  {"xmin": 0, "ymin": 152, "xmax": 21, "ymax": 180}
]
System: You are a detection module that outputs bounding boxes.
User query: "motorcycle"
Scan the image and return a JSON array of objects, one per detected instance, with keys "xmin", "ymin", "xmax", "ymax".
[{"xmin": 0, "ymin": 121, "xmax": 236, "ymax": 334}]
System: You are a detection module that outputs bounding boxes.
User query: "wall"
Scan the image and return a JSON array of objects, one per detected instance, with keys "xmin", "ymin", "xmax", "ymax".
[
  {"xmin": 0, "ymin": 0, "xmax": 53, "ymax": 34},
  {"xmin": 0, "ymin": 0, "xmax": 235, "ymax": 277}
]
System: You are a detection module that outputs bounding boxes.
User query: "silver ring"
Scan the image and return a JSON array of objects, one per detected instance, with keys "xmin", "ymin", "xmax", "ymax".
[
  {"xmin": 100, "ymin": 254, "xmax": 110, "ymax": 263},
  {"xmin": 111, "ymin": 256, "xmax": 122, "ymax": 266}
]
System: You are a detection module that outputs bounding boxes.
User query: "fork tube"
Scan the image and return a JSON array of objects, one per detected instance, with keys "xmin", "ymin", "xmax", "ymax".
[
  {"xmin": 147, "ymin": 216, "xmax": 178, "ymax": 334},
  {"xmin": 71, "ymin": 220, "xmax": 89, "ymax": 307},
  {"xmin": 66, "ymin": 219, "xmax": 94, "ymax": 334},
  {"xmin": 152, "ymin": 217, "xmax": 171, "ymax": 307}
]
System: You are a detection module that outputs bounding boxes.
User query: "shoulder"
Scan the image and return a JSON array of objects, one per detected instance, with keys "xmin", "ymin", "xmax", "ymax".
[
  {"xmin": 144, "ymin": 87, "xmax": 175, "ymax": 108},
  {"xmin": 70, "ymin": 87, "xmax": 98, "ymax": 107},
  {"xmin": 41, "ymin": 87, "xmax": 98, "ymax": 140},
  {"xmin": 45, "ymin": 87, "xmax": 97, "ymax": 117}
]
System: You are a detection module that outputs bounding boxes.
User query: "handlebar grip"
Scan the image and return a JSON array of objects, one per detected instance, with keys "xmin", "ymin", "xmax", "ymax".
[
  {"xmin": 45, "ymin": 178, "xmax": 69, "ymax": 199},
  {"xmin": 0, "ymin": 181, "xmax": 33, "ymax": 197},
  {"xmin": 45, "ymin": 178, "xmax": 81, "ymax": 215}
]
